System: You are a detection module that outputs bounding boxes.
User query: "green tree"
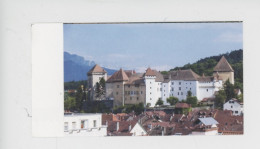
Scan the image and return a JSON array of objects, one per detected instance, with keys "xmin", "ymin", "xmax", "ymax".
[
  {"xmin": 75, "ymin": 85, "xmax": 86, "ymax": 111},
  {"xmin": 224, "ymin": 79, "xmax": 236, "ymax": 100},
  {"xmin": 186, "ymin": 96, "xmax": 198, "ymax": 107},
  {"xmin": 95, "ymin": 78, "xmax": 106, "ymax": 100},
  {"xmin": 64, "ymin": 96, "xmax": 76, "ymax": 111},
  {"xmin": 187, "ymin": 91, "xmax": 192, "ymax": 97},
  {"xmin": 167, "ymin": 96, "xmax": 179, "ymax": 106},
  {"xmin": 155, "ymin": 98, "xmax": 164, "ymax": 106},
  {"xmin": 215, "ymin": 89, "xmax": 227, "ymax": 109}
]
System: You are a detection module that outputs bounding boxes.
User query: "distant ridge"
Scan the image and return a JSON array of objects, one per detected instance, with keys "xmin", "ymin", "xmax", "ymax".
[{"xmin": 64, "ymin": 52, "xmax": 116, "ymax": 82}]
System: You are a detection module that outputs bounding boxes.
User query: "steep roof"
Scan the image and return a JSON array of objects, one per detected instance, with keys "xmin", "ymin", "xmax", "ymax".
[
  {"xmin": 87, "ymin": 64, "xmax": 107, "ymax": 75},
  {"xmin": 198, "ymin": 117, "xmax": 219, "ymax": 126},
  {"xmin": 106, "ymin": 68, "xmax": 129, "ymax": 83},
  {"xmin": 145, "ymin": 68, "xmax": 156, "ymax": 76},
  {"xmin": 175, "ymin": 103, "xmax": 191, "ymax": 108},
  {"xmin": 169, "ymin": 69, "xmax": 201, "ymax": 81},
  {"xmin": 213, "ymin": 56, "xmax": 234, "ymax": 72}
]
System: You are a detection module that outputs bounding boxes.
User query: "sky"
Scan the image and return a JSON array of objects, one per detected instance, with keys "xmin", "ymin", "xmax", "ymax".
[{"xmin": 64, "ymin": 22, "xmax": 243, "ymax": 72}]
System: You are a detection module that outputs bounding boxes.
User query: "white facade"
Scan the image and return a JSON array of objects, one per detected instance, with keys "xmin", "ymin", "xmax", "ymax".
[
  {"xmin": 130, "ymin": 122, "xmax": 147, "ymax": 136},
  {"xmin": 161, "ymin": 79, "xmax": 223, "ymax": 103},
  {"xmin": 191, "ymin": 128, "xmax": 218, "ymax": 135},
  {"xmin": 145, "ymin": 76, "xmax": 163, "ymax": 107},
  {"xmin": 223, "ymin": 99, "xmax": 243, "ymax": 116},
  {"xmin": 64, "ymin": 113, "xmax": 107, "ymax": 136}
]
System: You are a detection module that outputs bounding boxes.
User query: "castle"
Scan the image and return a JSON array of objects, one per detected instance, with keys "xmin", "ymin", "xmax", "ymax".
[{"xmin": 87, "ymin": 56, "xmax": 234, "ymax": 107}]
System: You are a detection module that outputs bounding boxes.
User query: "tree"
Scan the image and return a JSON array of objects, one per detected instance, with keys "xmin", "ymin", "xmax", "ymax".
[
  {"xmin": 186, "ymin": 96, "xmax": 198, "ymax": 107},
  {"xmin": 155, "ymin": 98, "xmax": 163, "ymax": 106},
  {"xmin": 224, "ymin": 79, "xmax": 236, "ymax": 100},
  {"xmin": 64, "ymin": 96, "xmax": 76, "ymax": 111},
  {"xmin": 215, "ymin": 89, "xmax": 227, "ymax": 109},
  {"xmin": 187, "ymin": 91, "xmax": 192, "ymax": 97},
  {"xmin": 167, "ymin": 96, "xmax": 179, "ymax": 105},
  {"xmin": 146, "ymin": 103, "xmax": 151, "ymax": 108},
  {"xmin": 95, "ymin": 78, "xmax": 106, "ymax": 100},
  {"xmin": 75, "ymin": 85, "xmax": 86, "ymax": 111}
]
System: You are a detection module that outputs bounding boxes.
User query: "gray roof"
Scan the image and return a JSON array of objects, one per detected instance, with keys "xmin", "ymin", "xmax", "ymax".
[
  {"xmin": 198, "ymin": 117, "xmax": 219, "ymax": 126},
  {"xmin": 169, "ymin": 69, "xmax": 201, "ymax": 81}
]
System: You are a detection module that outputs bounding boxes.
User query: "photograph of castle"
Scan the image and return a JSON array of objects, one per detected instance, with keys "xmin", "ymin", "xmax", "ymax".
[{"xmin": 63, "ymin": 23, "xmax": 243, "ymax": 136}]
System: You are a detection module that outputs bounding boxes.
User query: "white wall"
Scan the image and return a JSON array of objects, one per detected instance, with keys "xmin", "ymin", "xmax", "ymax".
[
  {"xmin": 130, "ymin": 123, "xmax": 147, "ymax": 136},
  {"xmin": 145, "ymin": 76, "xmax": 157, "ymax": 107},
  {"xmin": 64, "ymin": 114, "xmax": 107, "ymax": 136},
  {"xmin": 223, "ymin": 100, "xmax": 243, "ymax": 116}
]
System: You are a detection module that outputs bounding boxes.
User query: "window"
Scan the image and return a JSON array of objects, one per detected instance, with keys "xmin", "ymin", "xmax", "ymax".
[
  {"xmin": 116, "ymin": 92, "xmax": 118, "ymax": 95},
  {"xmin": 141, "ymin": 91, "xmax": 143, "ymax": 94},
  {"xmin": 172, "ymin": 82, "xmax": 174, "ymax": 85},
  {"xmin": 150, "ymin": 98, "xmax": 152, "ymax": 100},
  {"xmin": 178, "ymin": 92, "xmax": 179, "ymax": 95},
  {"xmin": 128, "ymin": 85, "xmax": 130, "ymax": 88},
  {"xmin": 235, "ymin": 111, "xmax": 238, "ymax": 114},
  {"xmin": 206, "ymin": 89, "xmax": 208, "ymax": 92},
  {"xmin": 137, "ymin": 97, "xmax": 139, "ymax": 100},
  {"xmin": 81, "ymin": 120, "xmax": 84, "ymax": 129},
  {"xmin": 179, "ymin": 87, "xmax": 181, "ymax": 90},
  {"xmin": 164, "ymin": 94, "xmax": 165, "ymax": 96},
  {"xmin": 72, "ymin": 122, "xmax": 76, "ymax": 129},
  {"xmin": 181, "ymin": 92, "xmax": 183, "ymax": 95},
  {"xmin": 179, "ymin": 82, "xmax": 181, "ymax": 85},
  {"xmin": 93, "ymin": 120, "xmax": 97, "ymax": 127},
  {"xmin": 64, "ymin": 122, "xmax": 68, "ymax": 131},
  {"xmin": 150, "ymin": 92, "xmax": 152, "ymax": 94},
  {"xmin": 171, "ymin": 88, "xmax": 174, "ymax": 91},
  {"xmin": 231, "ymin": 106, "xmax": 233, "ymax": 108},
  {"xmin": 117, "ymin": 85, "xmax": 120, "ymax": 88},
  {"xmin": 150, "ymin": 87, "xmax": 152, "ymax": 89},
  {"xmin": 160, "ymin": 88, "xmax": 162, "ymax": 91},
  {"xmin": 190, "ymin": 88, "xmax": 191, "ymax": 90},
  {"xmin": 164, "ymin": 85, "xmax": 165, "ymax": 87},
  {"xmin": 164, "ymin": 90, "xmax": 165, "ymax": 92},
  {"xmin": 128, "ymin": 91, "xmax": 130, "ymax": 95},
  {"xmin": 150, "ymin": 82, "xmax": 152, "ymax": 84}
]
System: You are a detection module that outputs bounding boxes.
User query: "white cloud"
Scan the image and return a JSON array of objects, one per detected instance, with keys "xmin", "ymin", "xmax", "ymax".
[{"xmin": 214, "ymin": 32, "xmax": 243, "ymax": 43}]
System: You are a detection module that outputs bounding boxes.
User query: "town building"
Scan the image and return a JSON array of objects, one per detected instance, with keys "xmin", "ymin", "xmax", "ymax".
[
  {"xmin": 88, "ymin": 56, "xmax": 234, "ymax": 107},
  {"xmin": 87, "ymin": 64, "xmax": 107, "ymax": 101},
  {"xmin": 64, "ymin": 113, "xmax": 107, "ymax": 136},
  {"xmin": 191, "ymin": 117, "xmax": 219, "ymax": 135},
  {"xmin": 213, "ymin": 56, "xmax": 234, "ymax": 84},
  {"xmin": 223, "ymin": 98, "xmax": 243, "ymax": 116}
]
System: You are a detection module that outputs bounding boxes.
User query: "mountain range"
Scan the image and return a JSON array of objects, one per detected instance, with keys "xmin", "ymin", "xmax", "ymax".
[{"xmin": 64, "ymin": 52, "xmax": 116, "ymax": 82}]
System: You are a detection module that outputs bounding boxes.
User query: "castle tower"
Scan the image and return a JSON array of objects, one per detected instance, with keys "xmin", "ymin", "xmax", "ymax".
[
  {"xmin": 87, "ymin": 64, "xmax": 107, "ymax": 100},
  {"xmin": 144, "ymin": 68, "xmax": 157, "ymax": 107},
  {"xmin": 213, "ymin": 56, "xmax": 234, "ymax": 84},
  {"xmin": 106, "ymin": 68, "xmax": 129, "ymax": 107}
]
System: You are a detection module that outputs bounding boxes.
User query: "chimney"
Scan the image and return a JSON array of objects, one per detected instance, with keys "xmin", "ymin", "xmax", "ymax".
[
  {"xmin": 116, "ymin": 122, "xmax": 119, "ymax": 131},
  {"xmin": 129, "ymin": 124, "xmax": 132, "ymax": 131}
]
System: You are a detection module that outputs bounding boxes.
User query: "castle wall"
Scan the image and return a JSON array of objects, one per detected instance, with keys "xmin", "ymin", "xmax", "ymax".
[{"xmin": 124, "ymin": 84, "xmax": 146, "ymax": 105}]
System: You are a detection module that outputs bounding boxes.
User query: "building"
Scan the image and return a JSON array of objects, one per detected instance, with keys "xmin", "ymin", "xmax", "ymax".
[
  {"xmin": 191, "ymin": 117, "xmax": 219, "ymax": 135},
  {"xmin": 213, "ymin": 56, "xmax": 234, "ymax": 84},
  {"xmin": 64, "ymin": 113, "xmax": 107, "ymax": 136},
  {"xmin": 87, "ymin": 64, "xmax": 107, "ymax": 100},
  {"xmin": 104, "ymin": 56, "xmax": 234, "ymax": 107},
  {"xmin": 223, "ymin": 98, "xmax": 243, "ymax": 116},
  {"xmin": 130, "ymin": 122, "xmax": 147, "ymax": 136}
]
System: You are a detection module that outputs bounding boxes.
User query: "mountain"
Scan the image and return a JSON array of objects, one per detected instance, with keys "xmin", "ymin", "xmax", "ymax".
[{"xmin": 64, "ymin": 52, "xmax": 116, "ymax": 82}]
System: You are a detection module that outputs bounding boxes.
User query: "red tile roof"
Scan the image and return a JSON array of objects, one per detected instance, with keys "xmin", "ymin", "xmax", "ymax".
[
  {"xmin": 213, "ymin": 56, "xmax": 234, "ymax": 72},
  {"xmin": 87, "ymin": 64, "xmax": 107, "ymax": 75},
  {"xmin": 175, "ymin": 103, "xmax": 191, "ymax": 108},
  {"xmin": 145, "ymin": 68, "xmax": 156, "ymax": 76},
  {"xmin": 106, "ymin": 68, "xmax": 129, "ymax": 83}
]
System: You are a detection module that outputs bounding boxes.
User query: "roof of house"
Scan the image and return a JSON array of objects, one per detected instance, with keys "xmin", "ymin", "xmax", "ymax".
[
  {"xmin": 213, "ymin": 56, "xmax": 234, "ymax": 72},
  {"xmin": 145, "ymin": 68, "xmax": 156, "ymax": 76},
  {"xmin": 169, "ymin": 69, "xmax": 201, "ymax": 81},
  {"xmin": 87, "ymin": 64, "xmax": 107, "ymax": 75},
  {"xmin": 198, "ymin": 117, "xmax": 219, "ymax": 126},
  {"xmin": 125, "ymin": 73, "xmax": 145, "ymax": 85},
  {"xmin": 175, "ymin": 103, "xmax": 191, "ymax": 108},
  {"xmin": 106, "ymin": 68, "xmax": 129, "ymax": 83}
]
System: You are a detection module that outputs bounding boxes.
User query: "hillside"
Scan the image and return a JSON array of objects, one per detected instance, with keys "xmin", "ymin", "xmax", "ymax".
[
  {"xmin": 64, "ymin": 52, "xmax": 116, "ymax": 82},
  {"xmin": 169, "ymin": 49, "xmax": 243, "ymax": 89}
]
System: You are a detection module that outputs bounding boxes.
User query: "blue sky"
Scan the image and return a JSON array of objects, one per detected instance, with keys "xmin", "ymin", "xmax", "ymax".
[{"xmin": 64, "ymin": 23, "xmax": 242, "ymax": 72}]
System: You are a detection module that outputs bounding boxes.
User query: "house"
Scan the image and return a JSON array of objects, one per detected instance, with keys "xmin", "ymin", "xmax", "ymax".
[
  {"xmin": 223, "ymin": 98, "xmax": 243, "ymax": 116},
  {"xmin": 213, "ymin": 56, "xmax": 234, "ymax": 84},
  {"xmin": 191, "ymin": 117, "xmax": 219, "ymax": 135},
  {"xmin": 102, "ymin": 55, "xmax": 234, "ymax": 107},
  {"xmin": 130, "ymin": 122, "xmax": 147, "ymax": 136},
  {"xmin": 64, "ymin": 113, "xmax": 107, "ymax": 136},
  {"xmin": 87, "ymin": 64, "xmax": 107, "ymax": 101}
]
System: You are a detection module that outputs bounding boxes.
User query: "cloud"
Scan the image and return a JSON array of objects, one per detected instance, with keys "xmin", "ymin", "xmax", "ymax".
[{"xmin": 214, "ymin": 32, "xmax": 243, "ymax": 43}]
